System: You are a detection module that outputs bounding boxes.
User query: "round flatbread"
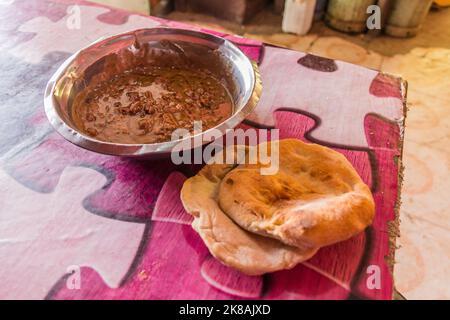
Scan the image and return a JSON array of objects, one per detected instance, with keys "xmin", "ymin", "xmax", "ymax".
[
  {"xmin": 218, "ymin": 139, "xmax": 375, "ymax": 249},
  {"xmin": 180, "ymin": 145, "xmax": 318, "ymax": 276}
]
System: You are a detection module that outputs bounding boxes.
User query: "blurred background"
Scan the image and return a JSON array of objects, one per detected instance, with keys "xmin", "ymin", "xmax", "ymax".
[{"xmin": 91, "ymin": 0, "xmax": 450, "ymax": 300}]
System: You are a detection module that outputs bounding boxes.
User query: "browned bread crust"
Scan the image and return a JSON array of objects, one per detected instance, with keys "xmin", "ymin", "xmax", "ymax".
[
  {"xmin": 180, "ymin": 145, "xmax": 318, "ymax": 275},
  {"xmin": 181, "ymin": 140, "xmax": 374, "ymax": 275},
  {"xmin": 219, "ymin": 139, "xmax": 375, "ymax": 248}
]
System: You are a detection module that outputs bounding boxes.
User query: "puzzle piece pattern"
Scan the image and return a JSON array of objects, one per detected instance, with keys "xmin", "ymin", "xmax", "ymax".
[
  {"xmin": 0, "ymin": 166, "xmax": 145, "ymax": 299},
  {"xmin": 0, "ymin": 0, "xmax": 403, "ymax": 300},
  {"xmin": 7, "ymin": 2, "xmax": 263, "ymax": 65},
  {"xmin": 6, "ymin": 132, "xmax": 176, "ymax": 220},
  {"xmin": 248, "ymin": 46, "xmax": 404, "ymax": 149},
  {"xmin": 8, "ymin": 5, "xmax": 160, "ymax": 64},
  {"xmin": 0, "ymin": 51, "xmax": 70, "ymax": 157},
  {"xmin": 47, "ymin": 110, "xmax": 399, "ymax": 300}
]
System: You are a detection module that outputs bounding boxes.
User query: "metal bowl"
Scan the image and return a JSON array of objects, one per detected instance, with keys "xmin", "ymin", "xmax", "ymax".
[{"xmin": 44, "ymin": 27, "xmax": 262, "ymax": 158}]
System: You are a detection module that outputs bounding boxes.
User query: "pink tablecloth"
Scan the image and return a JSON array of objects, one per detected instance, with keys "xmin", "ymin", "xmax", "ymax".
[{"xmin": 0, "ymin": 0, "xmax": 406, "ymax": 300}]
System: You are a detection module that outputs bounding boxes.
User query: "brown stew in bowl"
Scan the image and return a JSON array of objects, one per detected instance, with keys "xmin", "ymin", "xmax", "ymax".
[{"xmin": 72, "ymin": 66, "xmax": 233, "ymax": 144}]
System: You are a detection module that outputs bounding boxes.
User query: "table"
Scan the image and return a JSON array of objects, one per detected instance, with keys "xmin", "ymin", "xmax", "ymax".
[{"xmin": 0, "ymin": 0, "xmax": 406, "ymax": 300}]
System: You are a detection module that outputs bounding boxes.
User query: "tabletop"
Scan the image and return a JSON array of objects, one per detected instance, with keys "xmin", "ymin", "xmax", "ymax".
[{"xmin": 0, "ymin": 0, "xmax": 406, "ymax": 300}]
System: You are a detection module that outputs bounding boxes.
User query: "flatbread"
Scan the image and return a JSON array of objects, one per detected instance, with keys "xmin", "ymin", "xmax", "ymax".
[
  {"xmin": 218, "ymin": 139, "xmax": 375, "ymax": 248},
  {"xmin": 180, "ymin": 145, "xmax": 318, "ymax": 276}
]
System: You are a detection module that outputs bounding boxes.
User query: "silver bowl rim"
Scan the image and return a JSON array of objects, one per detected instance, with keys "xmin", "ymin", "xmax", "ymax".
[{"xmin": 43, "ymin": 27, "xmax": 262, "ymax": 157}]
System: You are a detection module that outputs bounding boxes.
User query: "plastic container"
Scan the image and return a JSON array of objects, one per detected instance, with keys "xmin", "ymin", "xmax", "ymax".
[{"xmin": 282, "ymin": 0, "xmax": 317, "ymax": 35}]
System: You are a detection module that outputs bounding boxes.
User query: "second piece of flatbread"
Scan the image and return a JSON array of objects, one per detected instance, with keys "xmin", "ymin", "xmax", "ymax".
[{"xmin": 180, "ymin": 145, "xmax": 318, "ymax": 276}]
